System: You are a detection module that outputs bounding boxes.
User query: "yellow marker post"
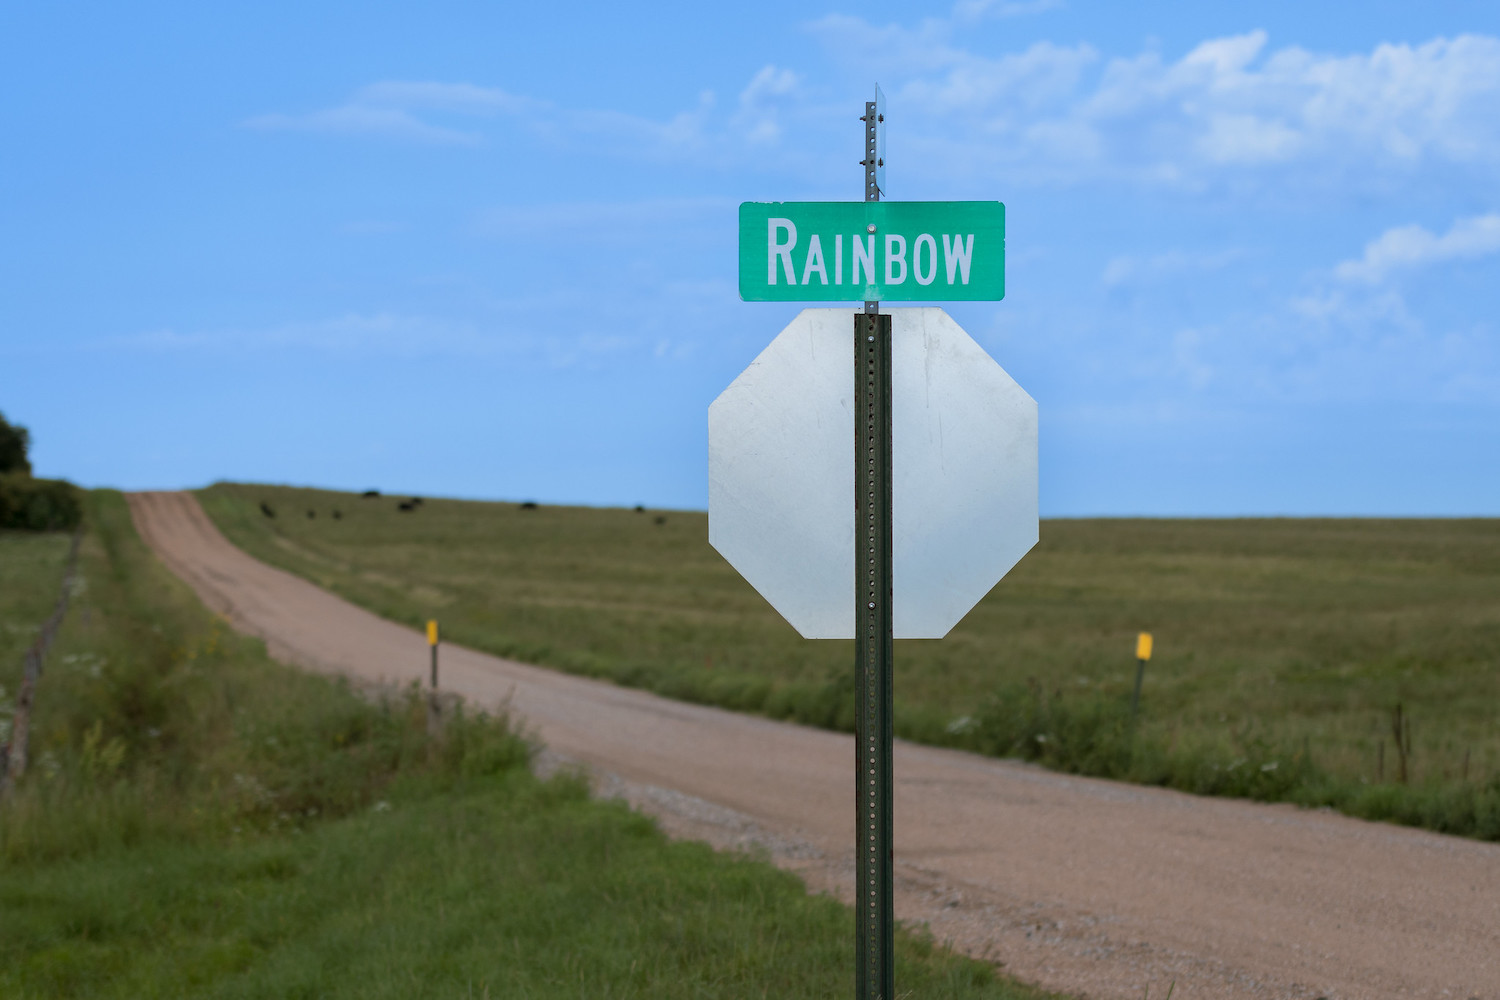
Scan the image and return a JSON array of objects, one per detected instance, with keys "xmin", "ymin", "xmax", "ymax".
[
  {"xmin": 1131, "ymin": 632, "xmax": 1153, "ymax": 721},
  {"xmin": 427, "ymin": 620, "xmax": 439, "ymax": 691}
]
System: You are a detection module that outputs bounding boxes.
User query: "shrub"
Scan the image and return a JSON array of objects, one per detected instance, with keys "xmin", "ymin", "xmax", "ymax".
[
  {"xmin": 0, "ymin": 473, "xmax": 82, "ymax": 530},
  {"xmin": 0, "ymin": 411, "xmax": 29, "ymax": 476}
]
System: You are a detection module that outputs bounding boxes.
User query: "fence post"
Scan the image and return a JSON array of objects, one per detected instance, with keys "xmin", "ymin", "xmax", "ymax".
[{"xmin": 1131, "ymin": 632, "xmax": 1153, "ymax": 724}]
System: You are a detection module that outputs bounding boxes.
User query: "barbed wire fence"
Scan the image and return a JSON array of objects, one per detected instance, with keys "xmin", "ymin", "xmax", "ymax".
[{"xmin": 0, "ymin": 529, "xmax": 83, "ymax": 801}]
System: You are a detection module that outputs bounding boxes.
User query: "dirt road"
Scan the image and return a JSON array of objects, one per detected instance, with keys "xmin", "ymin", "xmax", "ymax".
[{"xmin": 128, "ymin": 491, "xmax": 1498, "ymax": 1000}]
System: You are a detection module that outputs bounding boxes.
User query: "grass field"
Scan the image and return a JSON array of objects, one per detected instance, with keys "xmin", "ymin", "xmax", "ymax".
[
  {"xmin": 199, "ymin": 483, "xmax": 1500, "ymax": 839},
  {"xmin": 0, "ymin": 493, "xmax": 1048, "ymax": 999}
]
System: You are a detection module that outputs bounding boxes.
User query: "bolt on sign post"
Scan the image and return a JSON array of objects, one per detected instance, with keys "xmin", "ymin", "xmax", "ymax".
[
  {"xmin": 427, "ymin": 620, "xmax": 439, "ymax": 690},
  {"xmin": 712, "ymin": 87, "xmax": 1037, "ymax": 1000},
  {"xmin": 1132, "ymin": 632, "xmax": 1153, "ymax": 721}
]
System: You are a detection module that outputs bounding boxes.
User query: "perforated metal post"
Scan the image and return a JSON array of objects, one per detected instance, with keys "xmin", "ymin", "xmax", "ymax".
[
  {"xmin": 863, "ymin": 98, "xmax": 881, "ymax": 316},
  {"xmin": 854, "ymin": 95, "xmax": 893, "ymax": 1000}
]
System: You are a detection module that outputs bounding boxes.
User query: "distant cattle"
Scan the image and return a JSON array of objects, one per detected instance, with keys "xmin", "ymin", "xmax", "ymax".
[
  {"xmin": 519, "ymin": 501, "xmax": 539, "ymax": 511},
  {"xmin": 654, "ymin": 515, "xmax": 666, "ymax": 526},
  {"xmin": 398, "ymin": 501, "xmax": 415, "ymax": 512},
  {"xmin": 260, "ymin": 502, "xmax": 276, "ymax": 519},
  {"xmin": 332, "ymin": 510, "xmax": 343, "ymax": 520}
]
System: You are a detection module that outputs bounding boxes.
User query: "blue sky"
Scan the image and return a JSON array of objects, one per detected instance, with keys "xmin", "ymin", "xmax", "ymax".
[{"xmin": 2, "ymin": 1, "xmax": 1497, "ymax": 515}]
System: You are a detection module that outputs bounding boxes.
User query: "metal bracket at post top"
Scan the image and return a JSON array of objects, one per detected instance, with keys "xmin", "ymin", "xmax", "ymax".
[
  {"xmin": 855, "ymin": 87, "xmax": 893, "ymax": 1000},
  {"xmin": 862, "ymin": 94, "xmax": 883, "ymax": 314}
]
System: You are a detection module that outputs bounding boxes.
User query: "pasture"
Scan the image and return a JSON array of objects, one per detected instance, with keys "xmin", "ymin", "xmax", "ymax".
[{"xmin": 200, "ymin": 483, "xmax": 1500, "ymax": 837}]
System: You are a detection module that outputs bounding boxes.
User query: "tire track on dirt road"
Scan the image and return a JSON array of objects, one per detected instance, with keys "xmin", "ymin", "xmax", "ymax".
[{"xmin": 128, "ymin": 491, "xmax": 1499, "ymax": 1000}]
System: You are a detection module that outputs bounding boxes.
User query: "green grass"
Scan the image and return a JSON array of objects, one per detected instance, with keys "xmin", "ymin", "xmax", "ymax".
[
  {"xmin": 5, "ymin": 777, "xmax": 1026, "ymax": 999},
  {"xmin": 198, "ymin": 483, "xmax": 1500, "ymax": 840},
  {"xmin": 1, "ymin": 528, "xmax": 74, "ymax": 710},
  {"xmin": 0, "ymin": 491, "xmax": 1049, "ymax": 999}
]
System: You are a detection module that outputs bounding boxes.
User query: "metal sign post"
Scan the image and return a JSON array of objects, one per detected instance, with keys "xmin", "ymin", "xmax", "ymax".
[
  {"xmin": 855, "ymin": 94, "xmax": 894, "ymax": 1000},
  {"xmin": 717, "ymin": 86, "xmax": 1032, "ymax": 1000}
]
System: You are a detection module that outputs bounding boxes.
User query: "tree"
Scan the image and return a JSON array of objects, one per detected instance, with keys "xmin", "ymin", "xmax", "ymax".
[{"xmin": 0, "ymin": 410, "xmax": 32, "ymax": 476}]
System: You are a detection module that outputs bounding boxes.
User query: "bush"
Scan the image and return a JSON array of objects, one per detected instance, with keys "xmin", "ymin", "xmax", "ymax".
[
  {"xmin": 0, "ymin": 473, "xmax": 82, "ymax": 530},
  {"xmin": 0, "ymin": 411, "xmax": 29, "ymax": 476}
]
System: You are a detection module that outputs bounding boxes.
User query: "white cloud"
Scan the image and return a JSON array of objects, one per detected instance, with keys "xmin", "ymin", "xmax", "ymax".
[
  {"xmin": 1172, "ymin": 327, "xmax": 1215, "ymax": 390},
  {"xmin": 1195, "ymin": 113, "xmax": 1300, "ymax": 163},
  {"xmin": 559, "ymin": 89, "xmax": 722, "ymax": 161},
  {"xmin": 245, "ymin": 81, "xmax": 545, "ymax": 146},
  {"xmin": 246, "ymin": 82, "xmax": 552, "ymax": 146},
  {"xmin": 1181, "ymin": 30, "xmax": 1269, "ymax": 76},
  {"xmin": 244, "ymin": 106, "xmax": 480, "ymax": 145},
  {"xmin": 1335, "ymin": 214, "xmax": 1500, "ymax": 284},
  {"xmin": 740, "ymin": 65, "xmax": 799, "ymax": 106},
  {"xmin": 244, "ymin": 28, "xmax": 1500, "ymax": 186},
  {"xmin": 953, "ymin": 0, "xmax": 1064, "ymax": 21},
  {"xmin": 244, "ymin": 77, "xmax": 729, "ymax": 162},
  {"xmin": 353, "ymin": 81, "xmax": 539, "ymax": 114},
  {"xmin": 806, "ymin": 19, "xmax": 1500, "ymax": 185},
  {"xmin": 1102, "ymin": 249, "xmax": 1242, "ymax": 288},
  {"xmin": 103, "ymin": 314, "xmax": 494, "ymax": 354},
  {"xmin": 736, "ymin": 66, "xmax": 801, "ymax": 144},
  {"xmin": 474, "ymin": 196, "xmax": 732, "ymax": 241},
  {"xmin": 807, "ymin": 12, "xmax": 1096, "ymax": 106},
  {"xmin": 98, "ymin": 313, "xmax": 664, "ymax": 371}
]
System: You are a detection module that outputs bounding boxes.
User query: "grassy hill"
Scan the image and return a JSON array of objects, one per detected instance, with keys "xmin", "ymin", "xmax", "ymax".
[
  {"xmin": 0, "ymin": 496, "xmax": 1045, "ymax": 998},
  {"xmin": 199, "ymin": 483, "xmax": 1500, "ymax": 840}
]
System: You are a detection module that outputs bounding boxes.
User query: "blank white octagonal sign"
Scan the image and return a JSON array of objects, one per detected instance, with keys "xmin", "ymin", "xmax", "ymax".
[{"xmin": 709, "ymin": 307, "xmax": 1038, "ymax": 639}]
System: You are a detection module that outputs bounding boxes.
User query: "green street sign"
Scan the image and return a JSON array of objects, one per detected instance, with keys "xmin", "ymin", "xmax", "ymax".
[{"xmin": 738, "ymin": 201, "xmax": 1004, "ymax": 302}]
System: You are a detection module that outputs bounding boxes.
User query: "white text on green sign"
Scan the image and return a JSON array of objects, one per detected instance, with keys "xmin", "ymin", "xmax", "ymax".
[{"xmin": 738, "ymin": 202, "xmax": 1004, "ymax": 302}]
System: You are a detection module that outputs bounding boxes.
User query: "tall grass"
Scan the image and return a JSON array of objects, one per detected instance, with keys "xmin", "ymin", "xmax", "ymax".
[
  {"xmin": 934, "ymin": 681, "xmax": 1500, "ymax": 838},
  {"xmin": 0, "ymin": 491, "xmax": 1048, "ymax": 999},
  {"xmin": 198, "ymin": 483, "xmax": 1500, "ymax": 841},
  {"xmin": 1, "ymin": 492, "xmax": 525, "ymax": 863},
  {"xmin": 0, "ymin": 528, "xmax": 73, "ymax": 712}
]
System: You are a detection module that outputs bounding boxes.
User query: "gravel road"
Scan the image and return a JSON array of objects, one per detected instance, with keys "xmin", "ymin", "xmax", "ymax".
[{"xmin": 128, "ymin": 491, "xmax": 1499, "ymax": 1000}]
